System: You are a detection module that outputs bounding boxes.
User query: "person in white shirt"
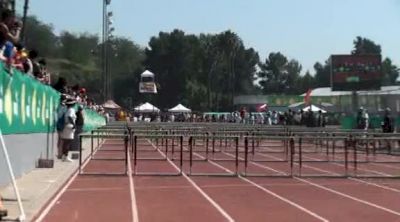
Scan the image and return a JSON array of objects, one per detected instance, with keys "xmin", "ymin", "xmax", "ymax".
[{"xmin": 60, "ymin": 99, "xmax": 76, "ymax": 162}]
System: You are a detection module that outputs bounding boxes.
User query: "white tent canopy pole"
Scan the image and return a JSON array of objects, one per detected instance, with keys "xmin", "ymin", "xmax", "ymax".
[{"xmin": 0, "ymin": 128, "xmax": 26, "ymax": 221}]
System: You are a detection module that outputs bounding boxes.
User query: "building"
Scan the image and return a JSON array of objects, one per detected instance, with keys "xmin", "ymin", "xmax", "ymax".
[{"xmin": 234, "ymin": 85, "xmax": 400, "ymax": 113}]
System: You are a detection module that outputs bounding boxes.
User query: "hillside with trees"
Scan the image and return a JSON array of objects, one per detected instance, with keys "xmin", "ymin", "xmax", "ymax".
[{"xmin": 24, "ymin": 16, "xmax": 399, "ymax": 111}]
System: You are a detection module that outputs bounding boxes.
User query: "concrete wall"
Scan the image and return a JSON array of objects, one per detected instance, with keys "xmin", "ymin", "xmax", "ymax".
[{"xmin": 0, "ymin": 133, "xmax": 57, "ymax": 187}]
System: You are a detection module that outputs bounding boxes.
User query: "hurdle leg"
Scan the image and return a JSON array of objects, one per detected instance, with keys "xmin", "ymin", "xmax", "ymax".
[
  {"xmin": 235, "ymin": 137, "xmax": 239, "ymax": 175},
  {"xmin": 299, "ymin": 138, "xmax": 302, "ymax": 177},
  {"xmin": 79, "ymin": 135, "xmax": 83, "ymax": 174},
  {"xmin": 165, "ymin": 138, "xmax": 168, "ymax": 160},
  {"xmin": 290, "ymin": 138, "xmax": 294, "ymax": 177},
  {"xmin": 345, "ymin": 139, "xmax": 348, "ymax": 177},
  {"xmin": 134, "ymin": 136, "xmax": 137, "ymax": 175},
  {"xmin": 180, "ymin": 136, "xmax": 183, "ymax": 174},
  {"xmin": 189, "ymin": 137, "xmax": 193, "ymax": 175},
  {"xmin": 244, "ymin": 137, "xmax": 248, "ymax": 175},
  {"xmin": 91, "ymin": 131, "xmax": 94, "ymax": 159}
]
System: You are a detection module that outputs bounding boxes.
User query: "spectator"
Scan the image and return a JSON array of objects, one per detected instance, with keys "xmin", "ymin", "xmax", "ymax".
[
  {"xmin": 382, "ymin": 108, "xmax": 394, "ymax": 133},
  {"xmin": 362, "ymin": 108, "xmax": 369, "ymax": 131},
  {"xmin": 317, "ymin": 110, "xmax": 325, "ymax": 127},
  {"xmin": 53, "ymin": 77, "xmax": 68, "ymax": 94},
  {"xmin": 271, "ymin": 111, "xmax": 278, "ymax": 125},
  {"xmin": 356, "ymin": 107, "xmax": 363, "ymax": 129},
  {"xmin": 0, "ymin": 10, "xmax": 21, "ymax": 72},
  {"xmin": 12, "ymin": 43, "xmax": 26, "ymax": 69},
  {"xmin": 0, "ymin": 9, "xmax": 21, "ymax": 46},
  {"xmin": 294, "ymin": 110, "xmax": 302, "ymax": 125},
  {"xmin": 60, "ymin": 98, "xmax": 77, "ymax": 162},
  {"xmin": 56, "ymin": 95, "xmax": 67, "ymax": 159},
  {"xmin": 306, "ymin": 109, "xmax": 315, "ymax": 127},
  {"xmin": 22, "ymin": 49, "xmax": 38, "ymax": 77},
  {"xmin": 38, "ymin": 58, "xmax": 50, "ymax": 84},
  {"xmin": 72, "ymin": 105, "xmax": 84, "ymax": 151}
]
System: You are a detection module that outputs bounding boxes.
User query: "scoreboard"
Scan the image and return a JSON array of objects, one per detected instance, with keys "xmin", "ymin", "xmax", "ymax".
[{"xmin": 330, "ymin": 54, "xmax": 382, "ymax": 91}]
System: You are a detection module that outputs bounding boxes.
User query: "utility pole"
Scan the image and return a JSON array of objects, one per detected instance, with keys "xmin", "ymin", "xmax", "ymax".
[
  {"xmin": 20, "ymin": 0, "xmax": 29, "ymax": 42},
  {"xmin": 102, "ymin": 0, "xmax": 113, "ymax": 102}
]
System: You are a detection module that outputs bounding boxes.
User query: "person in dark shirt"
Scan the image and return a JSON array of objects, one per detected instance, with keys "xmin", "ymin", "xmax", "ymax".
[
  {"xmin": 0, "ymin": 9, "xmax": 21, "ymax": 47},
  {"xmin": 306, "ymin": 109, "xmax": 315, "ymax": 127},
  {"xmin": 317, "ymin": 110, "xmax": 325, "ymax": 127},
  {"xmin": 382, "ymin": 108, "xmax": 394, "ymax": 133},
  {"xmin": 53, "ymin": 77, "xmax": 68, "ymax": 94},
  {"xmin": 72, "ymin": 106, "xmax": 84, "ymax": 151}
]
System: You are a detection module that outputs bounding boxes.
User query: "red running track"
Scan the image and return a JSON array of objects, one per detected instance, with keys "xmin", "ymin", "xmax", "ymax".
[{"xmin": 34, "ymin": 138, "xmax": 400, "ymax": 222}]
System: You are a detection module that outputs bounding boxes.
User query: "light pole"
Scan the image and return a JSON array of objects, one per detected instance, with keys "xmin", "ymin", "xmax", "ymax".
[
  {"xmin": 102, "ymin": 0, "xmax": 116, "ymax": 101},
  {"xmin": 20, "ymin": 0, "xmax": 29, "ymax": 42}
]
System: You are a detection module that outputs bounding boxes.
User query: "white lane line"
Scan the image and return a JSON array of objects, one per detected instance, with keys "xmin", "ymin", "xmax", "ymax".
[
  {"xmin": 370, "ymin": 163, "xmax": 400, "ymax": 170},
  {"xmin": 288, "ymin": 154, "xmax": 400, "ymax": 194},
  {"xmin": 303, "ymin": 155, "xmax": 392, "ymax": 176},
  {"xmin": 67, "ymin": 187, "xmax": 125, "ymax": 192},
  {"xmin": 222, "ymin": 152, "xmax": 287, "ymax": 175},
  {"xmin": 127, "ymin": 143, "xmax": 139, "ymax": 222},
  {"xmin": 192, "ymin": 151, "xmax": 329, "ymax": 222},
  {"xmin": 296, "ymin": 177, "xmax": 400, "ymax": 216},
  {"xmin": 35, "ymin": 140, "xmax": 105, "ymax": 222},
  {"xmin": 297, "ymin": 147, "xmax": 400, "ymax": 174},
  {"xmin": 256, "ymin": 153, "xmax": 400, "ymax": 209},
  {"xmin": 350, "ymin": 178, "xmax": 400, "ymax": 194},
  {"xmin": 234, "ymin": 147, "xmax": 400, "ymax": 217},
  {"xmin": 240, "ymin": 177, "xmax": 329, "ymax": 222},
  {"xmin": 147, "ymin": 140, "xmax": 234, "ymax": 222},
  {"xmin": 256, "ymin": 153, "xmax": 340, "ymax": 176}
]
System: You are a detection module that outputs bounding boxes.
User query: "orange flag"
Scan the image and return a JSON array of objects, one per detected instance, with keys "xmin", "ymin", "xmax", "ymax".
[{"xmin": 304, "ymin": 89, "xmax": 312, "ymax": 105}]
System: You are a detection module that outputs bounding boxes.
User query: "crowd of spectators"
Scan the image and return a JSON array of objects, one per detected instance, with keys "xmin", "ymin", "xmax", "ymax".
[
  {"xmin": 52, "ymin": 77, "xmax": 106, "ymax": 114},
  {"xmin": 0, "ymin": 10, "xmax": 50, "ymax": 84},
  {"xmin": 0, "ymin": 8, "xmax": 105, "ymax": 115}
]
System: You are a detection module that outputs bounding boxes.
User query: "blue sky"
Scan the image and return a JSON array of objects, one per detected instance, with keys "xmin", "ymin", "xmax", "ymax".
[{"xmin": 28, "ymin": 0, "xmax": 400, "ymax": 73}]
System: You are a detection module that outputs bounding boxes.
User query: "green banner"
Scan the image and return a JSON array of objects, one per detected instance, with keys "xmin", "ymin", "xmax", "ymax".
[{"xmin": 0, "ymin": 63, "xmax": 105, "ymax": 135}]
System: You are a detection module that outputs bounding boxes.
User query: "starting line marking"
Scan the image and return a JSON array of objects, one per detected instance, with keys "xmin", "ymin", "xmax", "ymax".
[{"xmin": 147, "ymin": 140, "xmax": 235, "ymax": 222}]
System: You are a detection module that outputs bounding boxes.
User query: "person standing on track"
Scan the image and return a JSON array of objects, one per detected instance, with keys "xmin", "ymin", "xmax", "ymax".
[
  {"xmin": 71, "ymin": 105, "xmax": 84, "ymax": 151},
  {"xmin": 60, "ymin": 99, "xmax": 77, "ymax": 162},
  {"xmin": 56, "ymin": 95, "xmax": 67, "ymax": 159}
]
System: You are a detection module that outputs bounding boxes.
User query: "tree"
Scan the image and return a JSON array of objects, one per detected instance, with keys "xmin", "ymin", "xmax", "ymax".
[
  {"xmin": 59, "ymin": 32, "xmax": 99, "ymax": 65},
  {"xmin": 381, "ymin": 58, "xmax": 399, "ymax": 86},
  {"xmin": 299, "ymin": 71, "xmax": 315, "ymax": 93},
  {"xmin": 313, "ymin": 61, "xmax": 331, "ymax": 87},
  {"xmin": 258, "ymin": 52, "xmax": 302, "ymax": 94},
  {"xmin": 24, "ymin": 16, "xmax": 58, "ymax": 57},
  {"xmin": 143, "ymin": 29, "xmax": 259, "ymax": 111},
  {"xmin": 285, "ymin": 60, "xmax": 302, "ymax": 94},
  {"xmin": 352, "ymin": 36, "xmax": 381, "ymax": 55}
]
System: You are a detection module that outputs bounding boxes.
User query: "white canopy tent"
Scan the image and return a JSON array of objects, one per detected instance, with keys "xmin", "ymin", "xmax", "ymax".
[
  {"xmin": 102, "ymin": 100, "xmax": 121, "ymax": 109},
  {"xmin": 302, "ymin": 105, "xmax": 327, "ymax": 113},
  {"xmin": 141, "ymin": 70, "xmax": 155, "ymax": 78},
  {"xmin": 168, "ymin": 104, "xmax": 191, "ymax": 113},
  {"xmin": 134, "ymin": 102, "xmax": 160, "ymax": 113}
]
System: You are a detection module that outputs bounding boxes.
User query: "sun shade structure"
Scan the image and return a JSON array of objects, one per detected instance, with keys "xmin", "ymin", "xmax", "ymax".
[
  {"xmin": 102, "ymin": 100, "xmax": 121, "ymax": 109},
  {"xmin": 134, "ymin": 102, "xmax": 160, "ymax": 113},
  {"xmin": 302, "ymin": 105, "xmax": 327, "ymax": 113},
  {"xmin": 168, "ymin": 104, "xmax": 191, "ymax": 113},
  {"xmin": 139, "ymin": 70, "xmax": 157, "ymax": 94}
]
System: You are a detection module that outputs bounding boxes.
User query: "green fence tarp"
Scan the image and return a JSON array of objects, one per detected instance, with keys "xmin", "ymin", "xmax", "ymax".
[
  {"xmin": 340, "ymin": 115, "xmax": 400, "ymax": 130},
  {"xmin": 0, "ymin": 63, "xmax": 105, "ymax": 134}
]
